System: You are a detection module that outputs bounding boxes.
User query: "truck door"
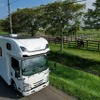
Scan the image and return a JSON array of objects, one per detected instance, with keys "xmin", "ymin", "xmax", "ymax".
[{"xmin": 10, "ymin": 57, "xmax": 23, "ymax": 91}]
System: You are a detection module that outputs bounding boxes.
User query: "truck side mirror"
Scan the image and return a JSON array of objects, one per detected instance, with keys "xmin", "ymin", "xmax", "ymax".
[{"xmin": 15, "ymin": 70, "xmax": 20, "ymax": 78}]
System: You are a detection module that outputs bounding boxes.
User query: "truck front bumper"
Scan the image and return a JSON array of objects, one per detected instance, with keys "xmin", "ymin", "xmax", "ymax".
[{"xmin": 22, "ymin": 81, "xmax": 49, "ymax": 96}]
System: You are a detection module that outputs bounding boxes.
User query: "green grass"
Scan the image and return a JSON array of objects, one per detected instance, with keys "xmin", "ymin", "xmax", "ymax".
[
  {"xmin": 49, "ymin": 43, "xmax": 100, "ymax": 76},
  {"xmin": 0, "ymin": 31, "xmax": 8, "ymax": 35},
  {"xmin": 49, "ymin": 61, "xmax": 100, "ymax": 100},
  {"xmin": 76, "ymin": 30, "xmax": 100, "ymax": 40},
  {"xmin": 50, "ymin": 43, "xmax": 100, "ymax": 62},
  {"xmin": 77, "ymin": 30, "xmax": 100, "ymax": 35}
]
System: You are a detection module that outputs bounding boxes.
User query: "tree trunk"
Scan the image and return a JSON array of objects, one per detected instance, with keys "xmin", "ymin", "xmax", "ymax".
[
  {"xmin": 31, "ymin": 28, "xmax": 35, "ymax": 36},
  {"xmin": 60, "ymin": 32, "xmax": 63, "ymax": 51}
]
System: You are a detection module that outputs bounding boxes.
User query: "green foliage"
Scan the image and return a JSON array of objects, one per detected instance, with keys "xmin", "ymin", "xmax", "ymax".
[
  {"xmin": 11, "ymin": 8, "xmax": 41, "ymax": 36},
  {"xmin": 49, "ymin": 61, "xmax": 100, "ymax": 100},
  {"xmin": 41, "ymin": 0, "xmax": 85, "ymax": 51},
  {"xmin": 0, "ymin": 18, "xmax": 10, "ymax": 33},
  {"xmin": 83, "ymin": 0, "xmax": 100, "ymax": 30},
  {"xmin": 0, "ymin": 8, "xmax": 42, "ymax": 35},
  {"xmin": 42, "ymin": 1, "xmax": 85, "ymax": 36},
  {"xmin": 1, "ymin": 0, "xmax": 85, "ymax": 36},
  {"xmin": 0, "ymin": 20, "xmax": 8, "ymax": 34},
  {"xmin": 0, "ymin": 20, "xmax": 2, "ymax": 30}
]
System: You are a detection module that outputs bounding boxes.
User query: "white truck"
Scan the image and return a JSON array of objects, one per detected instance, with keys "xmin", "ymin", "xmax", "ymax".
[{"xmin": 0, "ymin": 35, "xmax": 50, "ymax": 96}]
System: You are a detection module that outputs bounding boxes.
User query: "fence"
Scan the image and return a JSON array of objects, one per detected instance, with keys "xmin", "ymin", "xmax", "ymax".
[
  {"xmin": 46, "ymin": 37, "xmax": 100, "ymax": 51},
  {"xmin": 46, "ymin": 37, "xmax": 68, "ymax": 44},
  {"xmin": 68, "ymin": 40, "xmax": 100, "ymax": 51}
]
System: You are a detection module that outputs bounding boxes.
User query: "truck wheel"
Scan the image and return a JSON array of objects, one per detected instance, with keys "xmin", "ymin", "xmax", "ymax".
[{"xmin": 12, "ymin": 80, "xmax": 17, "ymax": 90}]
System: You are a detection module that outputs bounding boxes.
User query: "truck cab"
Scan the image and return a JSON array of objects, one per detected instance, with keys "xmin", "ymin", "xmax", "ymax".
[{"xmin": 0, "ymin": 35, "xmax": 50, "ymax": 96}]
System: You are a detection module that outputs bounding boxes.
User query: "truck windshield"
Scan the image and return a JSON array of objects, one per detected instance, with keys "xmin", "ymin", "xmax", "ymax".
[{"xmin": 21, "ymin": 55, "xmax": 48, "ymax": 76}]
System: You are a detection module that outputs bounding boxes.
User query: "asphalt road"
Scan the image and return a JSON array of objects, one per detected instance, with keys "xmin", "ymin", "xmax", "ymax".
[{"xmin": 0, "ymin": 76, "xmax": 76, "ymax": 100}]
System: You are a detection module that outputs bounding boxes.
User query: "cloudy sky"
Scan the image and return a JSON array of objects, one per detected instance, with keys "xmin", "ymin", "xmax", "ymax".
[{"xmin": 0, "ymin": 0, "xmax": 96, "ymax": 19}]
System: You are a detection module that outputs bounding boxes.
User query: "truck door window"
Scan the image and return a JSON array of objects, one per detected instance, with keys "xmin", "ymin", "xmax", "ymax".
[
  {"xmin": 0, "ymin": 47, "xmax": 2, "ymax": 57},
  {"xmin": 11, "ymin": 57, "xmax": 19, "ymax": 71}
]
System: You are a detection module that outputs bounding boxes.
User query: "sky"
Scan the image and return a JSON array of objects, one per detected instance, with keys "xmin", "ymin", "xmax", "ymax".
[{"xmin": 0, "ymin": 0, "xmax": 96, "ymax": 19}]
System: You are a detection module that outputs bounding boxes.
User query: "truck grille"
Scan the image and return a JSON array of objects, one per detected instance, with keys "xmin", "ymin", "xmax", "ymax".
[{"xmin": 34, "ymin": 80, "xmax": 44, "ymax": 87}]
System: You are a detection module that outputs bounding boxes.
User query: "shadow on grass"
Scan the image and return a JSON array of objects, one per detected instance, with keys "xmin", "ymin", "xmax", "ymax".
[{"xmin": 48, "ymin": 51, "xmax": 100, "ymax": 76}]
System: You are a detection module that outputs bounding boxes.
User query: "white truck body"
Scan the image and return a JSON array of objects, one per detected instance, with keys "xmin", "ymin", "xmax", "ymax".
[{"xmin": 0, "ymin": 36, "xmax": 50, "ymax": 96}]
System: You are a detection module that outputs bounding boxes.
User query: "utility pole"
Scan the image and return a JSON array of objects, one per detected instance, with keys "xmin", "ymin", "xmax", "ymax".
[{"xmin": 7, "ymin": 0, "xmax": 13, "ymax": 34}]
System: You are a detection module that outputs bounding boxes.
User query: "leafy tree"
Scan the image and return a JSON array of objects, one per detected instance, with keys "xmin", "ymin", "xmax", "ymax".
[
  {"xmin": 0, "ymin": 19, "xmax": 10, "ymax": 32},
  {"xmin": 39, "ymin": 0, "xmax": 85, "ymax": 51},
  {"xmin": 0, "ymin": 20, "xmax": 2, "ymax": 31},
  {"xmin": 12, "ymin": 8, "xmax": 36, "ymax": 35},
  {"xmin": 83, "ymin": 0, "xmax": 100, "ymax": 30},
  {"xmin": 1, "ymin": 0, "xmax": 85, "ymax": 51},
  {"xmin": 1, "ymin": 8, "xmax": 42, "ymax": 36}
]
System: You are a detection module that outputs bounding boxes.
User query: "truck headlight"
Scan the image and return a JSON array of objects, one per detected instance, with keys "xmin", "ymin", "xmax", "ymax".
[
  {"xmin": 47, "ymin": 75, "xmax": 49, "ymax": 82},
  {"xmin": 44, "ymin": 74, "xmax": 49, "ymax": 82},
  {"xmin": 23, "ymin": 83, "xmax": 31, "ymax": 92}
]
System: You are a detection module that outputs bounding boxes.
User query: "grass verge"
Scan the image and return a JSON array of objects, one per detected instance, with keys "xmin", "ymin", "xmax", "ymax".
[
  {"xmin": 77, "ymin": 30, "xmax": 100, "ymax": 35},
  {"xmin": 50, "ymin": 43, "xmax": 100, "ymax": 61},
  {"xmin": 49, "ymin": 61, "xmax": 100, "ymax": 100},
  {"xmin": 49, "ymin": 44, "xmax": 100, "ymax": 76},
  {"xmin": 0, "ymin": 31, "xmax": 8, "ymax": 35}
]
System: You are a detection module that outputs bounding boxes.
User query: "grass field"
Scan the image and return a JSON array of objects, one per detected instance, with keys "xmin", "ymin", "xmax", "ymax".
[
  {"xmin": 49, "ymin": 61, "xmax": 100, "ymax": 100},
  {"xmin": 50, "ymin": 43, "xmax": 100, "ymax": 62},
  {"xmin": 49, "ymin": 44, "xmax": 100, "ymax": 76},
  {"xmin": 0, "ymin": 31, "xmax": 8, "ymax": 35},
  {"xmin": 77, "ymin": 30, "xmax": 100, "ymax": 35},
  {"xmin": 49, "ymin": 43, "xmax": 100, "ymax": 99},
  {"xmin": 76, "ymin": 30, "xmax": 100, "ymax": 40}
]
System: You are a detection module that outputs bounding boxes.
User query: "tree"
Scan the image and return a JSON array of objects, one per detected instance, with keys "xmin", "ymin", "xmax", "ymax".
[
  {"xmin": 12, "ymin": 8, "xmax": 36, "ymax": 35},
  {"xmin": 83, "ymin": 0, "xmax": 100, "ymax": 30},
  {"xmin": 0, "ymin": 20, "xmax": 3, "ymax": 31},
  {"xmin": 39, "ymin": 0, "xmax": 85, "ymax": 51},
  {"xmin": 0, "ymin": 19, "xmax": 10, "ymax": 32},
  {"xmin": 1, "ymin": 0, "xmax": 85, "ymax": 50},
  {"xmin": 1, "ymin": 8, "xmax": 42, "ymax": 36}
]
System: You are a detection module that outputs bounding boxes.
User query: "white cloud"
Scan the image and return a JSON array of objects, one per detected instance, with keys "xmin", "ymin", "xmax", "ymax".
[
  {"xmin": 86, "ymin": 0, "xmax": 96, "ymax": 9},
  {"xmin": 77, "ymin": 0, "xmax": 96, "ymax": 11}
]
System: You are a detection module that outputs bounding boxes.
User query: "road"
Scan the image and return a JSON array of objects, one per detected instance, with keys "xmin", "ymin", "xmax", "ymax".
[{"xmin": 0, "ymin": 76, "xmax": 76, "ymax": 100}]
